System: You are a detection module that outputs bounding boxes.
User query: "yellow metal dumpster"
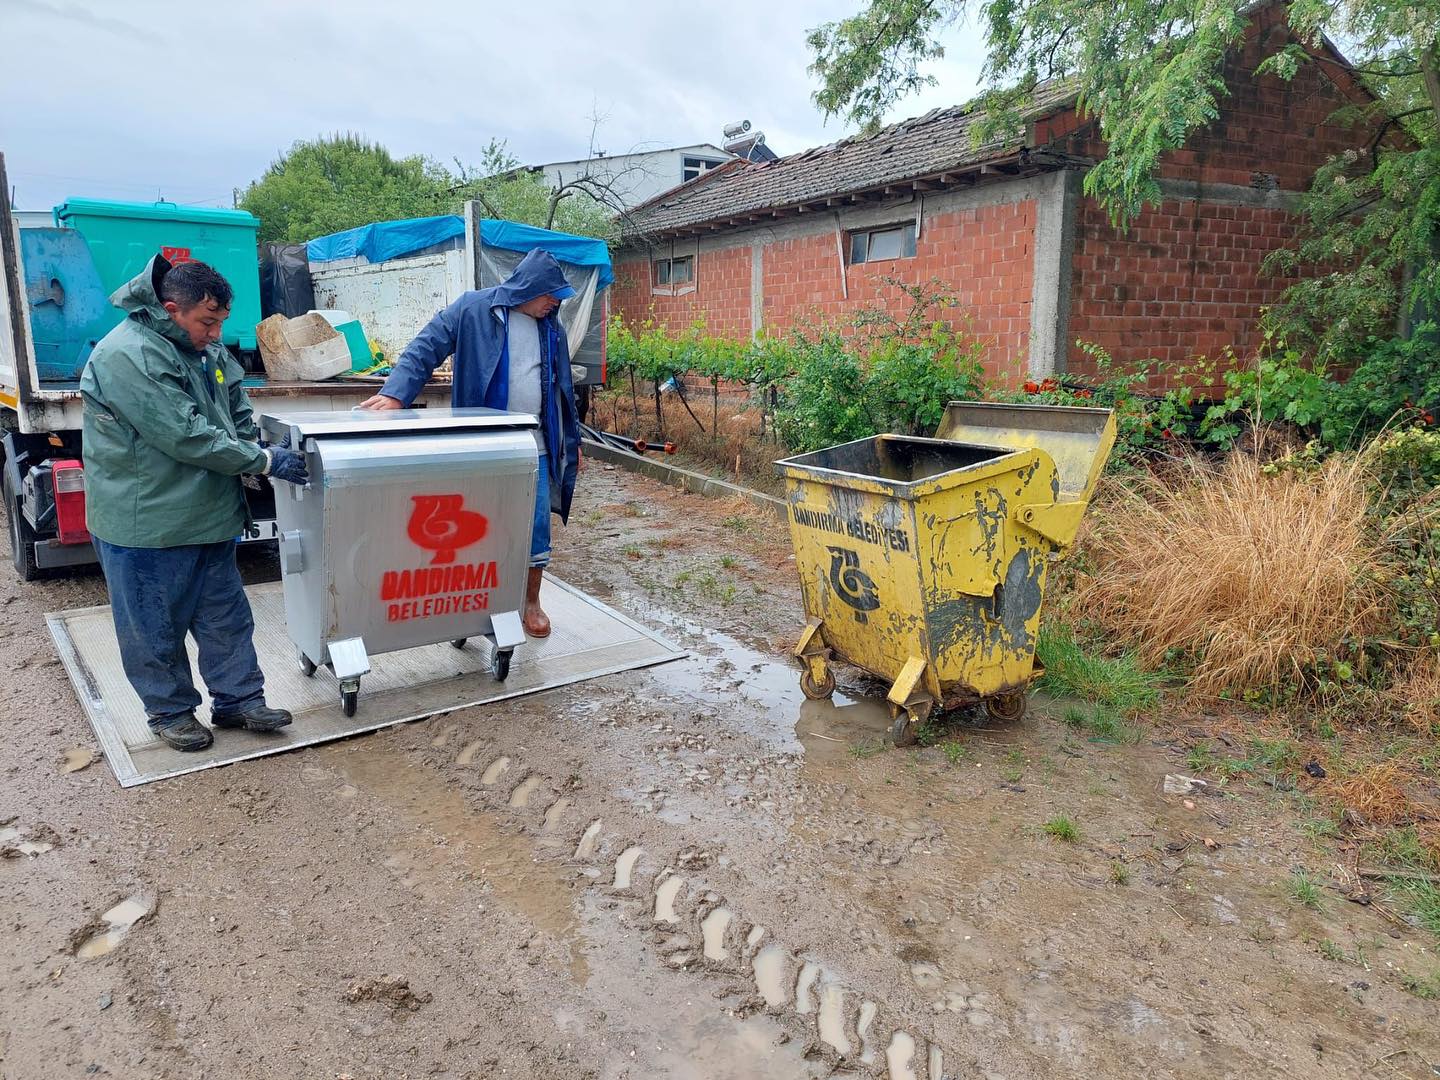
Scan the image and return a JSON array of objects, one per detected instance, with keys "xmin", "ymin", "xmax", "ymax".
[{"xmin": 776, "ymin": 401, "xmax": 1115, "ymax": 745}]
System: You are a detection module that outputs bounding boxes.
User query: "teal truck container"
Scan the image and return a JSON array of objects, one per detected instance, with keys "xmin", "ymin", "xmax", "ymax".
[{"xmin": 53, "ymin": 198, "xmax": 262, "ymax": 351}]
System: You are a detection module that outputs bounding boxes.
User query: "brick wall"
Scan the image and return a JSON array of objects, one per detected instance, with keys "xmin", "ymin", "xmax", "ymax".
[
  {"xmin": 1048, "ymin": 7, "xmax": 1373, "ymax": 388},
  {"xmin": 611, "ymin": 244, "xmax": 752, "ymax": 338},
  {"xmin": 1067, "ymin": 198, "xmax": 1301, "ymax": 390},
  {"xmin": 613, "ymin": 200, "xmax": 1038, "ymax": 384}
]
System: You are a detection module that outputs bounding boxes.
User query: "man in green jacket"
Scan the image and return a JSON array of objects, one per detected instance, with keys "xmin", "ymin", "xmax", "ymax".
[{"xmin": 80, "ymin": 256, "xmax": 309, "ymax": 751}]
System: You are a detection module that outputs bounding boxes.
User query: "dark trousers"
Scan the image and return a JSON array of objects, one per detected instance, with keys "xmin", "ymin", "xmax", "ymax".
[{"xmin": 94, "ymin": 538, "xmax": 265, "ymax": 727}]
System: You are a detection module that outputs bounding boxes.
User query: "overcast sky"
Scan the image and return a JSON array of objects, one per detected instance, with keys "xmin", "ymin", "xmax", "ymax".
[{"xmin": 0, "ymin": 0, "xmax": 985, "ymax": 211}]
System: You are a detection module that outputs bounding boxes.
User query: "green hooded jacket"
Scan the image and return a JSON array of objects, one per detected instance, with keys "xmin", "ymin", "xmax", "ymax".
[{"xmin": 80, "ymin": 256, "xmax": 268, "ymax": 548}]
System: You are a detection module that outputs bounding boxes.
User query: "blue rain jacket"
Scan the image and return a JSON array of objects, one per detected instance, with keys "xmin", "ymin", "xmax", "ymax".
[{"xmin": 379, "ymin": 249, "xmax": 580, "ymax": 522}]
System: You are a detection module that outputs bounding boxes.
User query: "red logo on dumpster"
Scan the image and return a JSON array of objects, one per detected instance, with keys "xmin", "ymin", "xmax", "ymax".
[
  {"xmin": 161, "ymin": 246, "xmax": 193, "ymax": 265},
  {"xmin": 408, "ymin": 494, "xmax": 489, "ymax": 565}
]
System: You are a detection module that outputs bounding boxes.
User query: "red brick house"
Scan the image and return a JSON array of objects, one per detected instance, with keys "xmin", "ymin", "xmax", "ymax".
[{"xmin": 612, "ymin": 5, "xmax": 1383, "ymax": 389}]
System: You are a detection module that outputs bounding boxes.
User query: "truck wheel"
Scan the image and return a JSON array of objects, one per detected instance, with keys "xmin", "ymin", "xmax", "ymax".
[{"xmin": 2, "ymin": 467, "xmax": 40, "ymax": 583}]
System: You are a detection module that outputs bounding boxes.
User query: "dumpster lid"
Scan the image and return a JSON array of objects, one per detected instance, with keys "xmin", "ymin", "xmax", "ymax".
[
  {"xmin": 934, "ymin": 401, "xmax": 1115, "ymax": 501},
  {"xmin": 259, "ymin": 406, "xmax": 538, "ymax": 440}
]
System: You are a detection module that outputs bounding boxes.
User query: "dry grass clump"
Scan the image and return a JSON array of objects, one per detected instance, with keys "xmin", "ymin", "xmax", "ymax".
[
  {"xmin": 1384, "ymin": 652, "xmax": 1440, "ymax": 735},
  {"xmin": 1322, "ymin": 762, "xmax": 1417, "ymax": 827},
  {"xmin": 1075, "ymin": 452, "xmax": 1391, "ymax": 699}
]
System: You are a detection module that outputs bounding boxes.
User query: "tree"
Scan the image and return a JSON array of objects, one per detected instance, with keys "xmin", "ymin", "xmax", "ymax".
[
  {"xmin": 240, "ymin": 135, "xmax": 616, "ymax": 245},
  {"xmin": 239, "ymin": 134, "xmax": 452, "ymax": 244},
  {"xmin": 807, "ymin": 0, "xmax": 1440, "ymax": 365}
]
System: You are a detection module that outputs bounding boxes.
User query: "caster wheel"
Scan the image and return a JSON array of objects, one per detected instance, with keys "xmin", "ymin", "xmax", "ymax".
[
  {"xmin": 492, "ymin": 648, "xmax": 513, "ymax": 682},
  {"xmin": 451, "ymin": 638, "xmax": 467, "ymax": 650},
  {"xmin": 891, "ymin": 713, "xmax": 918, "ymax": 747},
  {"xmin": 299, "ymin": 653, "xmax": 317, "ymax": 678},
  {"xmin": 800, "ymin": 667, "xmax": 836, "ymax": 700},
  {"xmin": 985, "ymin": 692, "xmax": 1027, "ymax": 722},
  {"xmin": 341, "ymin": 688, "xmax": 358, "ymax": 717}
]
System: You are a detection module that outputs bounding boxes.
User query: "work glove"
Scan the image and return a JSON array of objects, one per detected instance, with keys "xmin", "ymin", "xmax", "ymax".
[
  {"xmin": 267, "ymin": 448, "xmax": 309, "ymax": 486},
  {"xmin": 260, "ymin": 431, "xmax": 291, "ymax": 450}
]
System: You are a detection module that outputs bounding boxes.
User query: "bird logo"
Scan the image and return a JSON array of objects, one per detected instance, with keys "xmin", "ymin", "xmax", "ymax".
[
  {"xmin": 826, "ymin": 546, "xmax": 880, "ymax": 611},
  {"xmin": 407, "ymin": 494, "xmax": 489, "ymax": 565}
]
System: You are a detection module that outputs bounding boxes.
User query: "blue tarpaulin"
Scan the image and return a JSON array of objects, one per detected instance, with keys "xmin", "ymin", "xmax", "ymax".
[{"xmin": 307, "ymin": 215, "xmax": 613, "ymax": 290}]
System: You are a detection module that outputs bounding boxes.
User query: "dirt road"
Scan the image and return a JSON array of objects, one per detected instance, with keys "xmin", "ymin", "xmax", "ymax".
[{"xmin": 2, "ymin": 465, "xmax": 1437, "ymax": 1079}]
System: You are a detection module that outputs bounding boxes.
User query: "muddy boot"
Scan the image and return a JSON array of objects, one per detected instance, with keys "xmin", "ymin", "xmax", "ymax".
[
  {"xmin": 523, "ymin": 566, "xmax": 551, "ymax": 638},
  {"xmin": 150, "ymin": 713, "xmax": 214, "ymax": 752},
  {"xmin": 211, "ymin": 704, "xmax": 293, "ymax": 732}
]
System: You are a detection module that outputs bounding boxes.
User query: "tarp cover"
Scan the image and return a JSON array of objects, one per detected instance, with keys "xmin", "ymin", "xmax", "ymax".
[{"xmin": 307, "ymin": 215, "xmax": 614, "ymax": 290}]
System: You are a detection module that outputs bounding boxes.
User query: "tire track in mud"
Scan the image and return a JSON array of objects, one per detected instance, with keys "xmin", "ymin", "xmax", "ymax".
[{"xmin": 434, "ymin": 733, "xmax": 959, "ymax": 1080}]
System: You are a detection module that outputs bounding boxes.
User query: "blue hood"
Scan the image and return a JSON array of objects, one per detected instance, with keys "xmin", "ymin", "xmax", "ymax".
[{"xmin": 487, "ymin": 249, "xmax": 576, "ymax": 308}]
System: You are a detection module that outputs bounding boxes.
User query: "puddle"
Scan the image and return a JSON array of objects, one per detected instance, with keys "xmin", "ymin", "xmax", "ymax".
[
  {"xmin": 746, "ymin": 924, "xmax": 766, "ymax": 949},
  {"xmin": 701, "ymin": 906, "xmax": 732, "ymax": 961},
  {"xmin": 654, "ymin": 875, "xmax": 685, "ymax": 924},
  {"xmin": 818, "ymin": 977, "xmax": 851, "ymax": 1054},
  {"xmin": 574, "ymin": 819, "xmax": 602, "ymax": 859},
  {"xmin": 77, "ymin": 896, "xmax": 152, "ymax": 958},
  {"xmin": 857, "ymin": 1000, "xmax": 878, "ymax": 1064},
  {"xmin": 753, "ymin": 945, "xmax": 789, "ymax": 1007},
  {"xmin": 886, "ymin": 1031, "xmax": 918, "ymax": 1080},
  {"xmin": 928, "ymin": 1044, "xmax": 944, "ymax": 1079},
  {"xmin": 508, "ymin": 775, "xmax": 543, "ymax": 808},
  {"xmin": 0, "ymin": 826, "xmax": 53, "ymax": 856},
  {"xmin": 613, "ymin": 846, "xmax": 643, "ymax": 889},
  {"xmin": 329, "ymin": 744, "xmax": 583, "ymax": 977},
  {"xmin": 61, "ymin": 747, "xmax": 96, "ymax": 773},
  {"xmin": 456, "ymin": 740, "xmax": 486, "ymax": 767},
  {"xmin": 542, "ymin": 798, "xmax": 571, "ymax": 832},
  {"xmin": 431, "ymin": 726, "xmax": 456, "ymax": 749},
  {"xmin": 795, "ymin": 961, "xmax": 821, "ymax": 1014}
]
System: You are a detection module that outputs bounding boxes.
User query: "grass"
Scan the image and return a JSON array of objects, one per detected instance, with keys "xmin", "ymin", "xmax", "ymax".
[
  {"xmin": 1041, "ymin": 815, "xmax": 1081, "ymax": 843},
  {"xmin": 1400, "ymin": 968, "xmax": 1440, "ymax": 1000},
  {"xmin": 1288, "ymin": 869, "xmax": 1324, "ymax": 910},
  {"xmin": 1072, "ymin": 451, "xmax": 1390, "ymax": 700},
  {"xmin": 621, "ymin": 543, "xmax": 644, "ymax": 561},
  {"xmin": 1299, "ymin": 817, "xmax": 1342, "ymax": 840},
  {"xmin": 1317, "ymin": 939, "xmax": 1347, "ymax": 963},
  {"xmin": 720, "ymin": 514, "xmax": 755, "ymax": 534},
  {"xmin": 849, "ymin": 739, "xmax": 883, "ymax": 759},
  {"xmin": 1391, "ymin": 880, "xmax": 1440, "ymax": 938},
  {"xmin": 1109, "ymin": 860, "xmax": 1130, "ymax": 885},
  {"xmin": 1058, "ymin": 702, "xmax": 1143, "ymax": 744},
  {"xmin": 673, "ymin": 568, "xmax": 738, "ymax": 605},
  {"xmin": 1000, "ymin": 747, "xmax": 1026, "ymax": 783},
  {"xmin": 942, "ymin": 741, "xmax": 967, "ymax": 766},
  {"xmin": 915, "ymin": 721, "xmax": 945, "ymax": 747},
  {"xmin": 719, "ymin": 555, "xmax": 740, "ymax": 570},
  {"xmin": 1036, "ymin": 625, "xmax": 1160, "ymax": 715}
]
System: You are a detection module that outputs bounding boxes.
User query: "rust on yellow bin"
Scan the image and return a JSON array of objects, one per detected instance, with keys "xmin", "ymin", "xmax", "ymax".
[{"xmin": 776, "ymin": 401, "xmax": 1115, "ymax": 743}]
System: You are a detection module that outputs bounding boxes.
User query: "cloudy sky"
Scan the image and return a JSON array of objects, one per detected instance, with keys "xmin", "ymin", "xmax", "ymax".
[{"xmin": 0, "ymin": 0, "xmax": 985, "ymax": 211}]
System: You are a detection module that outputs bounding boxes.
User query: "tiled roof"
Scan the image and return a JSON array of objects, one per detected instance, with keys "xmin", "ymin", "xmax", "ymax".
[{"xmin": 621, "ymin": 82, "xmax": 1079, "ymax": 239}]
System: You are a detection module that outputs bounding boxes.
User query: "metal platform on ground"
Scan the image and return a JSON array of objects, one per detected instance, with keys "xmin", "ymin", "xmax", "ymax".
[{"xmin": 47, "ymin": 576, "xmax": 684, "ymax": 788}]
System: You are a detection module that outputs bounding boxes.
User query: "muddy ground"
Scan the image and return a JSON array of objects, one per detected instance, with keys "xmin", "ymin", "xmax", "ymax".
[{"xmin": 2, "ymin": 462, "xmax": 1438, "ymax": 1080}]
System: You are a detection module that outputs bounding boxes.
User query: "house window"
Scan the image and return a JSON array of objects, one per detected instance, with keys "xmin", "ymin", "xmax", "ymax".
[
  {"xmin": 681, "ymin": 156, "xmax": 724, "ymax": 183},
  {"xmin": 654, "ymin": 255, "xmax": 694, "ymax": 287},
  {"xmin": 849, "ymin": 222, "xmax": 917, "ymax": 264}
]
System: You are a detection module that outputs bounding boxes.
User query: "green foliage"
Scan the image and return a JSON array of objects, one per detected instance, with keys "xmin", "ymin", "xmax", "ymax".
[
  {"xmin": 1400, "ymin": 967, "xmax": 1440, "ymax": 999},
  {"xmin": 1288, "ymin": 869, "xmax": 1324, "ymax": 910},
  {"xmin": 1041, "ymin": 814, "xmax": 1081, "ymax": 842},
  {"xmin": 239, "ymin": 135, "xmax": 613, "ymax": 245},
  {"xmin": 1035, "ymin": 623, "xmax": 1160, "ymax": 716}
]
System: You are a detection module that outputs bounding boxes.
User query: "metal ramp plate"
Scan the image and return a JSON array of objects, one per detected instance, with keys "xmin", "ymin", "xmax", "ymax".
[{"xmin": 47, "ymin": 576, "xmax": 684, "ymax": 788}]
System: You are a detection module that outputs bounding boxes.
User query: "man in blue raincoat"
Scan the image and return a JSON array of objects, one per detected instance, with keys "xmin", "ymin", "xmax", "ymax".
[{"xmin": 359, "ymin": 248, "xmax": 580, "ymax": 638}]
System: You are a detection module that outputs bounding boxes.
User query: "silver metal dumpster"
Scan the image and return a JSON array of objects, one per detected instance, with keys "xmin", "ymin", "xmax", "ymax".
[{"xmin": 257, "ymin": 407, "xmax": 538, "ymax": 716}]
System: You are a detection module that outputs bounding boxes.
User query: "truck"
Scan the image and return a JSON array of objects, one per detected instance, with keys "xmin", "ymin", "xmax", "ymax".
[{"xmin": 0, "ymin": 153, "xmax": 612, "ymax": 582}]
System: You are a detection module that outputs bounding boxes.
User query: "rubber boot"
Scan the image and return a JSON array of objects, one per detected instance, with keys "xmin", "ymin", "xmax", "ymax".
[{"xmin": 523, "ymin": 566, "xmax": 551, "ymax": 638}]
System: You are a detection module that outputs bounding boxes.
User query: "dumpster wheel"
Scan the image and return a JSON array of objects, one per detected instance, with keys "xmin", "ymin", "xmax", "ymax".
[
  {"xmin": 492, "ymin": 648, "xmax": 514, "ymax": 681},
  {"xmin": 340, "ymin": 680, "xmax": 360, "ymax": 718},
  {"xmin": 298, "ymin": 652, "xmax": 317, "ymax": 678},
  {"xmin": 890, "ymin": 710, "xmax": 923, "ymax": 747},
  {"xmin": 985, "ymin": 691, "xmax": 1028, "ymax": 722},
  {"xmin": 800, "ymin": 666, "xmax": 836, "ymax": 701}
]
